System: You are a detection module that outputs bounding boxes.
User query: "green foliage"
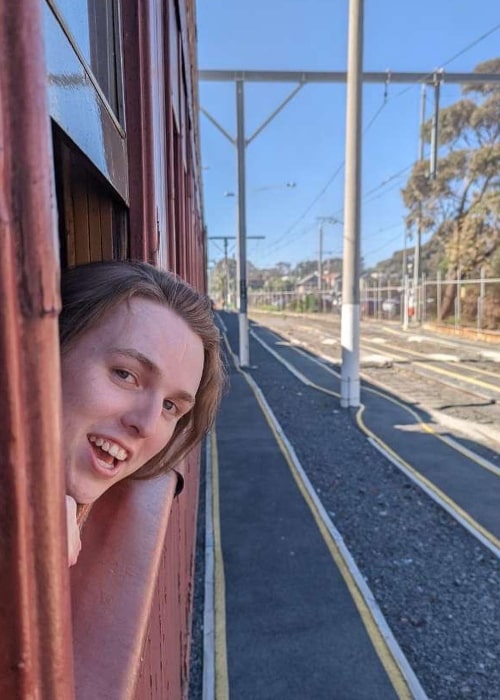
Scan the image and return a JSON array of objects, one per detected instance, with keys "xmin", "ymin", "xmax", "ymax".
[
  {"xmin": 402, "ymin": 58, "xmax": 500, "ymax": 286},
  {"xmin": 288, "ymin": 294, "xmax": 320, "ymax": 313},
  {"xmin": 462, "ymin": 58, "xmax": 500, "ymax": 96}
]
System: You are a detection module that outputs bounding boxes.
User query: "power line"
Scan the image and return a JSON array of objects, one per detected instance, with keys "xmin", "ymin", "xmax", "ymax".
[
  {"xmin": 393, "ymin": 21, "xmax": 500, "ymax": 102},
  {"xmin": 263, "ymin": 163, "xmax": 345, "ymax": 255},
  {"xmin": 258, "ymin": 220, "xmax": 317, "ymax": 262},
  {"xmin": 260, "ymin": 97, "xmax": 392, "ymax": 256},
  {"xmin": 363, "ymin": 163, "xmax": 414, "ymax": 199},
  {"xmin": 273, "ymin": 22, "xmax": 500, "ymax": 246},
  {"xmin": 245, "ymin": 22, "xmax": 500, "ymax": 268},
  {"xmin": 444, "ymin": 22, "xmax": 500, "ymax": 68},
  {"xmin": 258, "ymin": 163, "xmax": 413, "ymax": 262},
  {"xmin": 362, "ymin": 224, "xmax": 405, "ymax": 257}
]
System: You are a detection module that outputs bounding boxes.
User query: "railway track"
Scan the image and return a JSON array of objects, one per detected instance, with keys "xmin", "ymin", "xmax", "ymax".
[
  {"xmin": 249, "ymin": 311, "xmax": 500, "ymax": 451},
  {"xmin": 247, "ymin": 310, "xmax": 500, "ymax": 558},
  {"xmin": 217, "ymin": 311, "xmax": 500, "ymax": 699}
]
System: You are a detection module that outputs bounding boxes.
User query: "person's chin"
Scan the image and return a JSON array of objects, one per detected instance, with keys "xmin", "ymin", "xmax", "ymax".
[
  {"xmin": 67, "ymin": 484, "xmax": 100, "ymax": 505},
  {"xmin": 66, "ymin": 449, "xmax": 116, "ymax": 504},
  {"xmin": 66, "ymin": 469, "xmax": 103, "ymax": 505}
]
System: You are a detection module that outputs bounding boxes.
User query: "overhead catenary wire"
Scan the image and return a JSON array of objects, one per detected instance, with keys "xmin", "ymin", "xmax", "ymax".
[
  {"xmin": 260, "ymin": 95, "xmax": 391, "ymax": 261},
  {"xmin": 392, "ymin": 20, "xmax": 500, "ymax": 102},
  {"xmin": 261, "ymin": 162, "xmax": 346, "ymax": 256},
  {"xmin": 259, "ymin": 21, "xmax": 500, "ymax": 265},
  {"xmin": 363, "ymin": 225, "xmax": 407, "ymax": 258},
  {"xmin": 259, "ymin": 163, "xmax": 413, "ymax": 263}
]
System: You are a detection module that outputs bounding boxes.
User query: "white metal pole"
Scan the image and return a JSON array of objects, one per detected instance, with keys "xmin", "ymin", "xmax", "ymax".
[
  {"xmin": 413, "ymin": 85, "xmax": 427, "ymax": 324},
  {"xmin": 340, "ymin": 0, "xmax": 363, "ymax": 408},
  {"xmin": 403, "ymin": 274, "xmax": 409, "ymax": 330},
  {"xmin": 235, "ymin": 80, "xmax": 249, "ymax": 367}
]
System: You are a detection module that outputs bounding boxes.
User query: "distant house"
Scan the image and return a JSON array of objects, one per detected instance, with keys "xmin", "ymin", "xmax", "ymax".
[
  {"xmin": 324, "ymin": 271, "xmax": 342, "ymax": 294},
  {"xmin": 295, "ymin": 270, "xmax": 342, "ymax": 294},
  {"xmin": 295, "ymin": 272, "xmax": 320, "ymax": 293}
]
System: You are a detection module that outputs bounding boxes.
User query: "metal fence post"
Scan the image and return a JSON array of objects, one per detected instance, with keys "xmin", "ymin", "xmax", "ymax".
[{"xmin": 437, "ymin": 270, "xmax": 442, "ymax": 323}]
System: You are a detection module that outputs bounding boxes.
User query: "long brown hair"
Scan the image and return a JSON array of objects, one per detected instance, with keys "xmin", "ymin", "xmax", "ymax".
[{"xmin": 60, "ymin": 260, "xmax": 225, "ymax": 478}]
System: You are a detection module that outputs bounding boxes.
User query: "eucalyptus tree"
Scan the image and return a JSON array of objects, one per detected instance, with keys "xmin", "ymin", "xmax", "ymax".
[{"xmin": 402, "ymin": 58, "xmax": 500, "ymax": 319}]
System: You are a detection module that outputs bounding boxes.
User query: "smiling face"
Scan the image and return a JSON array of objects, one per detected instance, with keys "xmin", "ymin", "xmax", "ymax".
[{"xmin": 61, "ymin": 297, "xmax": 204, "ymax": 504}]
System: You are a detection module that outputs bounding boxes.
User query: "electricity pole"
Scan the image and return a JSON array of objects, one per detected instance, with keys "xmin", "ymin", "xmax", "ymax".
[
  {"xmin": 412, "ymin": 85, "xmax": 427, "ymax": 324},
  {"xmin": 340, "ymin": 0, "xmax": 363, "ymax": 408},
  {"xmin": 200, "ymin": 54, "xmax": 500, "ymax": 397},
  {"xmin": 316, "ymin": 216, "xmax": 339, "ymax": 297},
  {"xmin": 318, "ymin": 223, "xmax": 323, "ymax": 292},
  {"xmin": 209, "ymin": 236, "xmax": 232, "ymax": 308},
  {"xmin": 429, "ymin": 74, "xmax": 441, "ymax": 180},
  {"xmin": 209, "ymin": 234, "xmax": 265, "ymax": 312},
  {"xmin": 235, "ymin": 80, "xmax": 249, "ymax": 365},
  {"xmin": 201, "ymin": 79, "xmax": 303, "ymax": 368}
]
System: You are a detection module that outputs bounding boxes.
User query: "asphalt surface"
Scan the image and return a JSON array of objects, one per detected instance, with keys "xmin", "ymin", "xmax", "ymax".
[
  {"xmin": 214, "ymin": 347, "xmax": 401, "ymax": 699},
  {"xmin": 189, "ymin": 311, "xmax": 499, "ymax": 700}
]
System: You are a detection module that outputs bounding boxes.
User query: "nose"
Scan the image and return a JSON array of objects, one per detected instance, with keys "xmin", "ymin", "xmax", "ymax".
[{"xmin": 121, "ymin": 395, "xmax": 163, "ymax": 439}]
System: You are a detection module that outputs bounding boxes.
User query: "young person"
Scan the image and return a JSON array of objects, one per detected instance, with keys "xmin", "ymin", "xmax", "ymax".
[{"xmin": 60, "ymin": 260, "xmax": 224, "ymax": 565}]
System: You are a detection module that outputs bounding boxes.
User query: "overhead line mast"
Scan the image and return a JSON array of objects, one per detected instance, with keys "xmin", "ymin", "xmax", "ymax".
[
  {"xmin": 199, "ymin": 36, "xmax": 500, "ymax": 398},
  {"xmin": 340, "ymin": 0, "xmax": 363, "ymax": 408},
  {"xmin": 199, "ymin": 69, "xmax": 500, "ymax": 85}
]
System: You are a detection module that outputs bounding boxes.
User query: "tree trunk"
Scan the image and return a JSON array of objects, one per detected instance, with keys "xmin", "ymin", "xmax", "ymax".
[{"xmin": 438, "ymin": 271, "xmax": 458, "ymax": 321}]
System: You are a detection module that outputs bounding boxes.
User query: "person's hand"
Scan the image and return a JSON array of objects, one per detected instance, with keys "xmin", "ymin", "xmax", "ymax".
[{"xmin": 65, "ymin": 495, "xmax": 81, "ymax": 566}]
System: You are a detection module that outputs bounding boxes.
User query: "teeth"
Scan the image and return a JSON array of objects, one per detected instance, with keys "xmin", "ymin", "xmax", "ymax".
[
  {"xmin": 108, "ymin": 444, "xmax": 127, "ymax": 460},
  {"xmin": 89, "ymin": 435, "xmax": 128, "ymax": 461},
  {"xmin": 108, "ymin": 444, "xmax": 120, "ymax": 458}
]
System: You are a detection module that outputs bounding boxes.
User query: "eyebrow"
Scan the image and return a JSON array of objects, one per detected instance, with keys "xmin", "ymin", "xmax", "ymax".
[{"xmin": 109, "ymin": 347, "xmax": 196, "ymax": 405}]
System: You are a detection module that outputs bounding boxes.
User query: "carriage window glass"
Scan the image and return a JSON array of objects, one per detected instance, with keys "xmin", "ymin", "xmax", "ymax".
[{"xmin": 50, "ymin": 0, "xmax": 124, "ymax": 121}]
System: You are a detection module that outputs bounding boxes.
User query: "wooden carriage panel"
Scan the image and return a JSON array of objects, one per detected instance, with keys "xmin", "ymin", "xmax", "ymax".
[
  {"xmin": 167, "ymin": 108, "xmax": 180, "ymax": 273},
  {"xmin": 168, "ymin": 0, "xmax": 181, "ymax": 131},
  {"xmin": 0, "ymin": 1, "xmax": 74, "ymax": 697},
  {"xmin": 1, "ymin": 1, "xmax": 208, "ymax": 698},
  {"xmin": 148, "ymin": 0, "xmax": 169, "ymax": 267},
  {"xmin": 134, "ymin": 452, "xmax": 201, "ymax": 699},
  {"xmin": 53, "ymin": 132, "xmax": 128, "ymax": 267},
  {"xmin": 121, "ymin": 0, "xmax": 155, "ymax": 262}
]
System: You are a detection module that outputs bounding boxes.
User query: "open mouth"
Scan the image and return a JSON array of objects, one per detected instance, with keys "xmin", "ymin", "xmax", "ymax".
[
  {"xmin": 88, "ymin": 435, "xmax": 128, "ymax": 472},
  {"xmin": 91, "ymin": 443, "xmax": 117, "ymax": 468}
]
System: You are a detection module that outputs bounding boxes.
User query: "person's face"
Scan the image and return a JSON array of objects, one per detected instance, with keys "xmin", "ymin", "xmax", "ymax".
[{"xmin": 61, "ymin": 297, "xmax": 204, "ymax": 504}]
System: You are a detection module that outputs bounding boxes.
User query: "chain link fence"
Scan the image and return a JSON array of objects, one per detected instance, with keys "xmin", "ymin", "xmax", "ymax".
[{"xmin": 248, "ymin": 275, "xmax": 500, "ymax": 331}]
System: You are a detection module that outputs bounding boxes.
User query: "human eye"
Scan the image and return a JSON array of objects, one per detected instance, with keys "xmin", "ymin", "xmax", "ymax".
[
  {"xmin": 113, "ymin": 368, "xmax": 137, "ymax": 384},
  {"xmin": 163, "ymin": 399, "xmax": 178, "ymax": 415}
]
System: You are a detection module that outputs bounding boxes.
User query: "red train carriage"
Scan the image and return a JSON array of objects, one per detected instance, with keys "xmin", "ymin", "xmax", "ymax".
[{"xmin": 0, "ymin": 1, "xmax": 205, "ymax": 697}]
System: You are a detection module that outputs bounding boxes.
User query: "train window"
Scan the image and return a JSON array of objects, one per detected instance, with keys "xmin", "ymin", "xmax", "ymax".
[
  {"xmin": 87, "ymin": 0, "xmax": 124, "ymax": 121},
  {"xmin": 168, "ymin": 0, "xmax": 180, "ymax": 129},
  {"xmin": 48, "ymin": 0, "xmax": 124, "ymax": 121},
  {"xmin": 53, "ymin": 125, "xmax": 129, "ymax": 268}
]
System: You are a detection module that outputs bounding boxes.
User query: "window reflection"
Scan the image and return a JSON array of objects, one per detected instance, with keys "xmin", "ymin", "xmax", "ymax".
[{"xmin": 51, "ymin": 0, "xmax": 124, "ymax": 121}]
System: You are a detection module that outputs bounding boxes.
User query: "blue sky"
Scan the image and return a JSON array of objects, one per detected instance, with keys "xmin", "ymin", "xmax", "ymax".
[{"xmin": 196, "ymin": 1, "xmax": 500, "ymax": 272}]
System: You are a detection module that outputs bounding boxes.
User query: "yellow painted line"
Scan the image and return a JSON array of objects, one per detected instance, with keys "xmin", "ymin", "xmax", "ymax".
[
  {"xmin": 355, "ymin": 405, "xmax": 500, "ymax": 553},
  {"xmin": 224, "ymin": 331, "xmax": 417, "ymax": 699},
  {"xmin": 211, "ymin": 428, "xmax": 230, "ymax": 700},
  {"xmin": 251, "ymin": 328, "xmax": 500, "ymax": 555},
  {"xmin": 447, "ymin": 363, "xmax": 500, "ymax": 381},
  {"xmin": 361, "ymin": 339, "xmax": 500, "ymax": 394},
  {"xmin": 251, "ymin": 330, "xmax": 340, "ymax": 398},
  {"xmin": 363, "ymin": 384, "xmax": 500, "ymax": 478},
  {"xmin": 243, "ymin": 369, "xmax": 416, "ymax": 700},
  {"xmin": 287, "ymin": 336, "xmax": 499, "ymax": 479}
]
